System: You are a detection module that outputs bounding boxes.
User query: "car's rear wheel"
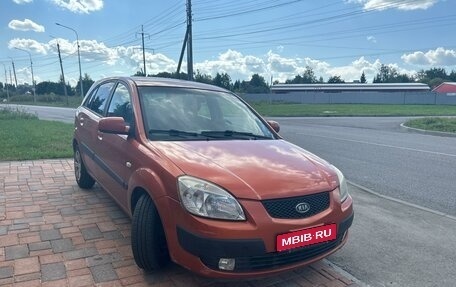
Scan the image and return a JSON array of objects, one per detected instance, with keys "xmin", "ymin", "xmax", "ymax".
[
  {"xmin": 132, "ymin": 194, "xmax": 170, "ymax": 271},
  {"xmin": 74, "ymin": 145, "xmax": 95, "ymax": 189}
]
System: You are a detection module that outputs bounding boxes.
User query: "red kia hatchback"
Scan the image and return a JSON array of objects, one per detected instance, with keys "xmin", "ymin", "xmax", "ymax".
[{"xmin": 73, "ymin": 76, "xmax": 353, "ymax": 278}]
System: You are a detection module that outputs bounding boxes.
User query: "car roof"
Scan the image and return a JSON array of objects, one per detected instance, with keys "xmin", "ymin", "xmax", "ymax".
[{"xmin": 104, "ymin": 76, "xmax": 230, "ymax": 93}]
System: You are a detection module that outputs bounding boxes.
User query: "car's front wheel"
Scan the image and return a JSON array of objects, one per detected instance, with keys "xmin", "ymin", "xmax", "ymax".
[
  {"xmin": 131, "ymin": 194, "xmax": 170, "ymax": 271},
  {"xmin": 74, "ymin": 144, "xmax": 95, "ymax": 189}
]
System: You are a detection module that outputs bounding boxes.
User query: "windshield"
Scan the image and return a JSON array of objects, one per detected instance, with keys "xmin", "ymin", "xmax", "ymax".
[{"xmin": 138, "ymin": 87, "xmax": 274, "ymax": 141}]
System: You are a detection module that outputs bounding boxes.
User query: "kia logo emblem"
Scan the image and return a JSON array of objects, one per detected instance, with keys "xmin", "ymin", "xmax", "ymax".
[{"xmin": 295, "ymin": 202, "xmax": 310, "ymax": 213}]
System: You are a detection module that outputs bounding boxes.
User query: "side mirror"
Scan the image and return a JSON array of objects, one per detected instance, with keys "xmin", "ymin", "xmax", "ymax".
[
  {"xmin": 267, "ymin": 120, "xmax": 280, "ymax": 133},
  {"xmin": 98, "ymin": 117, "xmax": 130, "ymax": 135}
]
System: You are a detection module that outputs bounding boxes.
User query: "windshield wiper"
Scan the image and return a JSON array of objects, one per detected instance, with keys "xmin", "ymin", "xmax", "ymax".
[
  {"xmin": 149, "ymin": 129, "xmax": 200, "ymax": 138},
  {"xmin": 201, "ymin": 130, "xmax": 272, "ymax": 140}
]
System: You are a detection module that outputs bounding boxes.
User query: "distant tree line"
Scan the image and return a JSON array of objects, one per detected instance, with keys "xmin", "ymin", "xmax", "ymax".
[
  {"xmin": 280, "ymin": 65, "xmax": 456, "ymax": 89},
  {"xmin": 0, "ymin": 73, "xmax": 95, "ymax": 99},
  {"xmin": 2, "ymin": 66, "xmax": 456, "ymax": 99}
]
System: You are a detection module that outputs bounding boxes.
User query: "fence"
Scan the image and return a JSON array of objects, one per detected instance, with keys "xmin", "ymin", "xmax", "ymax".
[{"xmin": 240, "ymin": 92, "xmax": 456, "ymax": 105}]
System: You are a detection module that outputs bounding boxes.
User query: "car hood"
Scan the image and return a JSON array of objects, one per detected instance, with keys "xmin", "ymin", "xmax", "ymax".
[{"xmin": 150, "ymin": 140, "xmax": 338, "ymax": 200}]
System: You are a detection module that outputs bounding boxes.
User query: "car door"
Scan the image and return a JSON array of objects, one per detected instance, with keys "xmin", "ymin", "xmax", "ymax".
[
  {"xmin": 93, "ymin": 81, "xmax": 136, "ymax": 211},
  {"xmin": 75, "ymin": 81, "xmax": 115, "ymax": 179}
]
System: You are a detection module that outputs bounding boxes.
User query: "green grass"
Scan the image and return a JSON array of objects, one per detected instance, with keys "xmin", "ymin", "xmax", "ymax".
[
  {"xmin": 404, "ymin": 117, "xmax": 456, "ymax": 133},
  {"xmin": 4, "ymin": 94, "xmax": 82, "ymax": 108},
  {"xmin": 0, "ymin": 107, "xmax": 73, "ymax": 161},
  {"xmin": 250, "ymin": 103, "xmax": 456, "ymax": 117}
]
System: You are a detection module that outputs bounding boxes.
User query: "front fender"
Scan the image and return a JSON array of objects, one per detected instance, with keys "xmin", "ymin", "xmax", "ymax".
[{"xmin": 127, "ymin": 168, "xmax": 171, "ymax": 216}]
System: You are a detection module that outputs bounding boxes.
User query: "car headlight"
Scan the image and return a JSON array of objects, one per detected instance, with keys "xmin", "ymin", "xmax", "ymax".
[
  {"xmin": 332, "ymin": 166, "xmax": 349, "ymax": 202},
  {"xmin": 178, "ymin": 176, "xmax": 246, "ymax": 221}
]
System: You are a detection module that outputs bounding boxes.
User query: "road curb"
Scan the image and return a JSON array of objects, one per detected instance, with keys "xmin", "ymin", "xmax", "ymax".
[
  {"xmin": 323, "ymin": 259, "xmax": 369, "ymax": 287},
  {"xmin": 348, "ymin": 181, "xmax": 456, "ymax": 221},
  {"xmin": 400, "ymin": 122, "xmax": 456, "ymax": 137}
]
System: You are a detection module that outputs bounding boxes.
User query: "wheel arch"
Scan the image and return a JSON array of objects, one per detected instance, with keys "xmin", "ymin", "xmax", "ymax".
[{"xmin": 128, "ymin": 168, "xmax": 170, "ymax": 216}]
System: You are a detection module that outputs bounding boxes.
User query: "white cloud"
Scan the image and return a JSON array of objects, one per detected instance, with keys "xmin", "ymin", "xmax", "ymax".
[
  {"xmin": 402, "ymin": 47, "xmax": 456, "ymax": 66},
  {"xmin": 195, "ymin": 49, "xmax": 267, "ymax": 81},
  {"xmin": 8, "ymin": 38, "xmax": 48, "ymax": 54},
  {"xmin": 8, "ymin": 37, "xmax": 421, "ymax": 84},
  {"xmin": 367, "ymin": 36, "xmax": 377, "ymax": 43},
  {"xmin": 51, "ymin": 0, "xmax": 103, "ymax": 14},
  {"xmin": 13, "ymin": 0, "xmax": 33, "ymax": 4},
  {"xmin": 8, "ymin": 19, "xmax": 45, "ymax": 32},
  {"xmin": 347, "ymin": 0, "xmax": 438, "ymax": 11}
]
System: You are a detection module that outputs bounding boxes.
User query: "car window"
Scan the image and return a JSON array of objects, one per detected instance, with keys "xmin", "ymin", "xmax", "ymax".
[
  {"xmin": 107, "ymin": 83, "xmax": 133, "ymax": 125},
  {"xmin": 86, "ymin": 82, "xmax": 115, "ymax": 115},
  {"xmin": 138, "ymin": 87, "xmax": 274, "ymax": 140},
  {"xmin": 82, "ymin": 87, "xmax": 98, "ymax": 107}
]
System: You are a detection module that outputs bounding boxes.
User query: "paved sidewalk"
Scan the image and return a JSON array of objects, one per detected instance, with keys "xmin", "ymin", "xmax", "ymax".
[{"xmin": 0, "ymin": 159, "xmax": 360, "ymax": 287}]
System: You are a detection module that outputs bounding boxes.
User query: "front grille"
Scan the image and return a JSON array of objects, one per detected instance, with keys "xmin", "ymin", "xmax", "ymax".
[
  {"xmin": 201, "ymin": 236, "xmax": 342, "ymax": 272},
  {"xmin": 262, "ymin": 191, "xmax": 330, "ymax": 219}
]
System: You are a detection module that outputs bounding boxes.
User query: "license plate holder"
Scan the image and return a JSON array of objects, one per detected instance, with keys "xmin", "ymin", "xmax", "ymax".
[{"xmin": 276, "ymin": 223, "xmax": 337, "ymax": 252}]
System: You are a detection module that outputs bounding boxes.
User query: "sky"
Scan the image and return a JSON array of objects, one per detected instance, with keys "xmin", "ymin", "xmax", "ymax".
[{"xmin": 1, "ymin": 0, "xmax": 456, "ymax": 87}]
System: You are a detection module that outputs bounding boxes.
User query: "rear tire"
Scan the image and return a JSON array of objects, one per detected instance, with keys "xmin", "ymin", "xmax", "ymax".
[
  {"xmin": 74, "ymin": 145, "xmax": 95, "ymax": 189},
  {"xmin": 131, "ymin": 194, "xmax": 170, "ymax": 271}
]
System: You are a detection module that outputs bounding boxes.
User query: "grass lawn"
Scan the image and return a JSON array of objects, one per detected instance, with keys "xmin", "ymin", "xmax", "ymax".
[
  {"xmin": 404, "ymin": 117, "xmax": 456, "ymax": 133},
  {"xmin": 0, "ymin": 107, "xmax": 73, "ymax": 161},
  {"xmin": 250, "ymin": 103, "xmax": 456, "ymax": 117}
]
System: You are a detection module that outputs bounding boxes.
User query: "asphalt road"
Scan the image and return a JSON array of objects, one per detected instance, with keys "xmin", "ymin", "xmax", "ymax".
[
  {"xmin": 331, "ymin": 184, "xmax": 456, "ymax": 287},
  {"xmin": 273, "ymin": 117, "xmax": 456, "ymax": 217},
  {"xmin": 271, "ymin": 117, "xmax": 456, "ymax": 287}
]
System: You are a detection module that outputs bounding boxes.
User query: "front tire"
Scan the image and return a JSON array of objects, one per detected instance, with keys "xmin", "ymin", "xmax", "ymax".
[
  {"xmin": 131, "ymin": 194, "xmax": 170, "ymax": 271},
  {"xmin": 74, "ymin": 145, "xmax": 95, "ymax": 189}
]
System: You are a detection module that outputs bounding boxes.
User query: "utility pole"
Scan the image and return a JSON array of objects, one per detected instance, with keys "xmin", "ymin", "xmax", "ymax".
[
  {"xmin": 9, "ymin": 67, "xmax": 13, "ymax": 86},
  {"xmin": 57, "ymin": 42, "xmax": 69, "ymax": 105},
  {"xmin": 186, "ymin": 0, "xmax": 193, "ymax": 80},
  {"xmin": 9, "ymin": 57, "xmax": 17, "ymax": 87},
  {"xmin": 177, "ymin": 31, "xmax": 189, "ymax": 75},
  {"xmin": 3, "ymin": 65, "xmax": 9, "ymax": 102},
  {"xmin": 55, "ymin": 23, "xmax": 83, "ymax": 97},
  {"xmin": 15, "ymin": 47, "xmax": 36, "ymax": 103},
  {"xmin": 136, "ymin": 25, "xmax": 149, "ymax": 76}
]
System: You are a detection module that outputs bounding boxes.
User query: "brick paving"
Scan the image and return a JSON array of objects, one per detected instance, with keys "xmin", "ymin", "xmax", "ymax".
[{"xmin": 0, "ymin": 159, "xmax": 360, "ymax": 287}]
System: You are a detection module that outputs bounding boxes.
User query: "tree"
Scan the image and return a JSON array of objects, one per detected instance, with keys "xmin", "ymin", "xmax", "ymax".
[
  {"xmin": 416, "ymin": 67, "xmax": 449, "ymax": 86},
  {"xmin": 428, "ymin": 77, "xmax": 445, "ymax": 89},
  {"xmin": 302, "ymin": 66, "xmax": 317, "ymax": 83},
  {"xmin": 327, "ymin": 75, "xmax": 345, "ymax": 83},
  {"xmin": 286, "ymin": 66, "xmax": 318, "ymax": 84},
  {"xmin": 194, "ymin": 70, "xmax": 212, "ymax": 84},
  {"xmin": 213, "ymin": 73, "xmax": 232, "ymax": 90},
  {"xmin": 75, "ymin": 74, "xmax": 94, "ymax": 97},
  {"xmin": 373, "ymin": 64, "xmax": 397, "ymax": 83},
  {"xmin": 134, "ymin": 70, "xmax": 145, "ymax": 76},
  {"xmin": 246, "ymin": 74, "xmax": 269, "ymax": 93},
  {"xmin": 152, "ymin": 71, "xmax": 187, "ymax": 80},
  {"xmin": 35, "ymin": 80, "xmax": 72, "ymax": 96},
  {"xmin": 360, "ymin": 71, "xmax": 367, "ymax": 83},
  {"xmin": 449, "ymin": 70, "xmax": 456, "ymax": 82},
  {"xmin": 373, "ymin": 64, "xmax": 413, "ymax": 83}
]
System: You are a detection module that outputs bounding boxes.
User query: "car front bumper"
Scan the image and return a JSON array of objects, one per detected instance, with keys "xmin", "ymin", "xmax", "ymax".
[
  {"xmin": 177, "ymin": 211, "xmax": 353, "ymax": 273},
  {"xmin": 157, "ymin": 191, "xmax": 354, "ymax": 278}
]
